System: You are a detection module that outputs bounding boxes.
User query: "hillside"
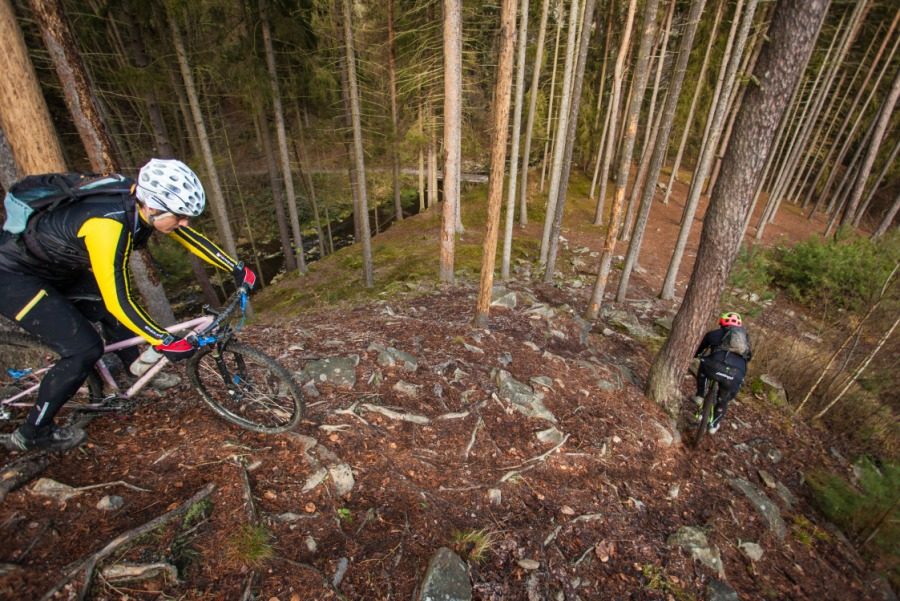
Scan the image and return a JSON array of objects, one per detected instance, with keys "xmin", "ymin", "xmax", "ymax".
[{"xmin": 0, "ymin": 183, "xmax": 894, "ymax": 600}]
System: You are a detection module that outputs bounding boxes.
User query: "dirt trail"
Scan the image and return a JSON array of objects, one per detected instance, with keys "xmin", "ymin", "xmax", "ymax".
[{"xmin": 0, "ymin": 185, "xmax": 883, "ymax": 600}]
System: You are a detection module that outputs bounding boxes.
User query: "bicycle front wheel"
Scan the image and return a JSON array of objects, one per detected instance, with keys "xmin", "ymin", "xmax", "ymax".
[
  {"xmin": 694, "ymin": 382, "xmax": 718, "ymax": 448},
  {"xmin": 187, "ymin": 342, "xmax": 303, "ymax": 434},
  {"xmin": 0, "ymin": 332, "xmax": 104, "ymax": 410}
]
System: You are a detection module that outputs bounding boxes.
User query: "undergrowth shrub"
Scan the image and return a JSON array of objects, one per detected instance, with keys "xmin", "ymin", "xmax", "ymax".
[
  {"xmin": 770, "ymin": 229, "xmax": 899, "ymax": 313},
  {"xmin": 806, "ymin": 458, "xmax": 899, "ymax": 588}
]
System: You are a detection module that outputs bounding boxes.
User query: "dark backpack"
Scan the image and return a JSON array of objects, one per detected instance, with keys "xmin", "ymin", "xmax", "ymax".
[
  {"xmin": 716, "ymin": 326, "xmax": 751, "ymax": 359},
  {"xmin": 3, "ymin": 173, "xmax": 133, "ymax": 235}
]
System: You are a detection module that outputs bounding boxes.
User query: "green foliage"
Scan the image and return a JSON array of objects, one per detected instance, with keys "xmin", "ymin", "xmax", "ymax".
[
  {"xmin": 336, "ymin": 507, "xmax": 353, "ymax": 523},
  {"xmin": 640, "ymin": 564, "xmax": 696, "ymax": 601},
  {"xmin": 183, "ymin": 499, "xmax": 213, "ymax": 529},
  {"xmin": 770, "ymin": 231, "xmax": 899, "ymax": 313},
  {"xmin": 728, "ymin": 245, "xmax": 774, "ymax": 295},
  {"xmin": 791, "ymin": 515, "xmax": 831, "ymax": 548},
  {"xmin": 805, "ymin": 458, "xmax": 899, "ymax": 587},
  {"xmin": 226, "ymin": 524, "xmax": 274, "ymax": 567}
]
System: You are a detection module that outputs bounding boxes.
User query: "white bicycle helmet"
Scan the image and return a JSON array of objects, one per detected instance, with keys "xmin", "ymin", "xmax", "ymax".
[{"xmin": 136, "ymin": 158, "xmax": 206, "ymax": 217}]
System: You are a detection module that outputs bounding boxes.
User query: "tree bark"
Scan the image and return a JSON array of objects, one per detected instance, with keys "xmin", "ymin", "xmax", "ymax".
[
  {"xmin": 646, "ymin": 0, "xmax": 828, "ymax": 411},
  {"xmin": 0, "ymin": 124, "xmax": 18, "ymax": 189},
  {"xmin": 661, "ymin": 0, "xmax": 724, "ymax": 207},
  {"xmin": 872, "ymin": 192, "xmax": 900, "ymax": 239},
  {"xmin": 543, "ymin": 0, "xmax": 597, "ymax": 283},
  {"xmin": 342, "ymin": 0, "xmax": 374, "ymax": 287},
  {"xmin": 585, "ymin": 0, "xmax": 638, "ymax": 319},
  {"xmin": 539, "ymin": 0, "xmax": 581, "ymax": 265},
  {"xmin": 168, "ymin": 7, "xmax": 237, "ymax": 258},
  {"xmin": 610, "ymin": 0, "xmax": 659, "ymax": 245},
  {"xmin": 440, "ymin": 0, "xmax": 462, "ymax": 283},
  {"xmin": 539, "ymin": 3, "xmax": 564, "ymax": 194},
  {"xmin": 840, "ymin": 67, "xmax": 900, "ymax": 228},
  {"xmin": 502, "ymin": 0, "xmax": 530, "ymax": 280},
  {"xmin": 474, "ymin": 0, "xmax": 516, "ymax": 328},
  {"xmin": 658, "ymin": 0, "xmax": 756, "ymax": 301},
  {"xmin": 856, "ymin": 137, "xmax": 900, "ymax": 228},
  {"xmin": 0, "ymin": 0, "xmax": 66, "ymax": 175},
  {"xmin": 387, "ymin": 0, "xmax": 403, "ymax": 223},
  {"xmin": 518, "ymin": 0, "xmax": 550, "ymax": 227},
  {"xmin": 260, "ymin": 0, "xmax": 305, "ymax": 273}
]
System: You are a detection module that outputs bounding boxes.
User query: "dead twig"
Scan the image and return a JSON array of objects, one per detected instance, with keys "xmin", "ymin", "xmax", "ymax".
[
  {"xmin": 238, "ymin": 462, "xmax": 259, "ymax": 600},
  {"xmin": 463, "ymin": 417, "xmax": 484, "ymax": 460},
  {"xmin": 499, "ymin": 434, "xmax": 571, "ymax": 471},
  {"xmin": 40, "ymin": 482, "xmax": 216, "ymax": 601}
]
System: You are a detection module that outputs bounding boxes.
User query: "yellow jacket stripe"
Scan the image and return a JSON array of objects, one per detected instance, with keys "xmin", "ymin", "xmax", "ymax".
[
  {"xmin": 79, "ymin": 217, "xmax": 170, "ymax": 344},
  {"xmin": 169, "ymin": 226, "xmax": 239, "ymax": 272}
]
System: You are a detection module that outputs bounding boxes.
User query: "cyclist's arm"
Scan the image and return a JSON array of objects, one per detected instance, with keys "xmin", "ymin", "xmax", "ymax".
[
  {"xmin": 79, "ymin": 217, "xmax": 170, "ymax": 344},
  {"xmin": 168, "ymin": 226, "xmax": 239, "ymax": 273}
]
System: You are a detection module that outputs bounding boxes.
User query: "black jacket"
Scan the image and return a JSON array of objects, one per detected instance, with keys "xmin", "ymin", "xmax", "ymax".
[
  {"xmin": 0, "ymin": 189, "xmax": 239, "ymax": 344},
  {"xmin": 695, "ymin": 326, "xmax": 752, "ymax": 373}
]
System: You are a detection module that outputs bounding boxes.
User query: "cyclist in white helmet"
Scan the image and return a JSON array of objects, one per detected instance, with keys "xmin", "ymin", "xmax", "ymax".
[{"xmin": 0, "ymin": 159, "xmax": 256, "ymax": 451}]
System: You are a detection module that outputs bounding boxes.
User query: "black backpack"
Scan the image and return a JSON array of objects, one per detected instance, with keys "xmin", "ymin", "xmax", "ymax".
[
  {"xmin": 715, "ymin": 325, "xmax": 751, "ymax": 360},
  {"xmin": 3, "ymin": 173, "xmax": 133, "ymax": 235}
]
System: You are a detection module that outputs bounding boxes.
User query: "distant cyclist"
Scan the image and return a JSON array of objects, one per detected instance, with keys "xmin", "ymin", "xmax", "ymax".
[
  {"xmin": 0, "ymin": 159, "xmax": 256, "ymax": 452},
  {"xmin": 693, "ymin": 311, "xmax": 753, "ymax": 434}
]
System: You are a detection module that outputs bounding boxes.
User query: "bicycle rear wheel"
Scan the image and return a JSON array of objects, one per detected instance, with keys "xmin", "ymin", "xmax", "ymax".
[
  {"xmin": 0, "ymin": 332, "xmax": 104, "ymax": 423},
  {"xmin": 694, "ymin": 382, "xmax": 718, "ymax": 448},
  {"xmin": 187, "ymin": 342, "xmax": 303, "ymax": 434}
]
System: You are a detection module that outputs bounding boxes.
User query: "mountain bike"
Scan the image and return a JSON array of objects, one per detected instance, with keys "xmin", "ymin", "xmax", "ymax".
[
  {"xmin": 694, "ymin": 380, "xmax": 719, "ymax": 448},
  {"xmin": 0, "ymin": 288, "xmax": 303, "ymax": 435}
]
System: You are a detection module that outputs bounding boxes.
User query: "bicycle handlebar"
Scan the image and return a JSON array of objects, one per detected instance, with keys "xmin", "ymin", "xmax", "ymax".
[{"xmin": 198, "ymin": 287, "xmax": 249, "ymax": 338}]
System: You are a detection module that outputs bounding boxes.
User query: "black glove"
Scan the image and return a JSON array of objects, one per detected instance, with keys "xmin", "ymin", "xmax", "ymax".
[
  {"xmin": 233, "ymin": 262, "xmax": 257, "ymax": 293},
  {"xmin": 154, "ymin": 335, "xmax": 197, "ymax": 362}
]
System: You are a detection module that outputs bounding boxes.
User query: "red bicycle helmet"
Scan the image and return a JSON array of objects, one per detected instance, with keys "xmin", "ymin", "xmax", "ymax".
[{"xmin": 719, "ymin": 311, "xmax": 742, "ymax": 327}]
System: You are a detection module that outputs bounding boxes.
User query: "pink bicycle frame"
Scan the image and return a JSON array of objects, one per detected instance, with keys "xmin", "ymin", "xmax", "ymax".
[{"xmin": 2, "ymin": 315, "xmax": 214, "ymax": 408}]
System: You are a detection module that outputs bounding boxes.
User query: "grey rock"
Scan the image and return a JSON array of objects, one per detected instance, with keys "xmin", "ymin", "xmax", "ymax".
[
  {"xmin": 667, "ymin": 526, "xmax": 724, "ymax": 577},
  {"xmin": 298, "ymin": 356, "xmax": 359, "ymax": 388},
  {"xmin": 375, "ymin": 346, "xmax": 419, "ymax": 372},
  {"xmin": 30, "ymin": 478, "xmax": 79, "ymax": 502},
  {"xmin": 302, "ymin": 380, "xmax": 320, "ymax": 398},
  {"xmin": 494, "ymin": 369, "xmax": 557, "ymax": 423},
  {"xmin": 706, "ymin": 579, "xmax": 740, "ymax": 601},
  {"xmin": 775, "ymin": 482, "xmax": 797, "ymax": 509},
  {"xmin": 530, "ymin": 376, "xmax": 554, "ymax": 390},
  {"xmin": 729, "ymin": 478, "xmax": 786, "ymax": 540},
  {"xmin": 649, "ymin": 419, "xmax": 674, "ymax": 448},
  {"xmin": 536, "ymin": 427, "xmax": 565, "ymax": 445},
  {"xmin": 654, "ymin": 316, "xmax": 674, "ymax": 331},
  {"xmin": 498, "ymin": 352, "xmax": 513, "ymax": 367},
  {"xmin": 463, "ymin": 343, "xmax": 484, "ymax": 354},
  {"xmin": 419, "ymin": 547, "xmax": 472, "ymax": 601},
  {"xmin": 328, "ymin": 464, "xmax": 355, "ymax": 496},
  {"xmin": 488, "ymin": 489, "xmax": 502, "ymax": 505},
  {"xmin": 491, "ymin": 288, "xmax": 517, "ymax": 309},
  {"xmin": 304, "ymin": 536, "xmax": 317, "ymax": 552},
  {"xmin": 758, "ymin": 469, "xmax": 777, "ymax": 488},
  {"xmin": 393, "ymin": 380, "xmax": 421, "ymax": 398},
  {"xmin": 738, "ymin": 541, "xmax": 764, "ymax": 562},
  {"xmin": 97, "ymin": 495, "xmax": 124, "ymax": 511},
  {"xmin": 518, "ymin": 559, "xmax": 540, "ymax": 570},
  {"xmin": 758, "ymin": 374, "xmax": 787, "ymax": 405},
  {"xmin": 333, "ymin": 557, "xmax": 349, "ymax": 587},
  {"xmin": 618, "ymin": 364, "xmax": 640, "ymax": 387}
]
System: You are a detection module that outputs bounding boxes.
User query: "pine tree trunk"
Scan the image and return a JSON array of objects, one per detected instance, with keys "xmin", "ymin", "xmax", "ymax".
[
  {"xmin": 342, "ymin": 0, "xmax": 374, "ymax": 287},
  {"xmin": 518, "ymin": 0, "xmax": 550, "ymax": 226},
  {"xmin": 658, "ymin": 0, "xmax": 756, "ymax": 301},
  {"xmin": 646, "ymin": 0, "xmax": 828, "ymax": 411},
  {"xmin": 588, "ymin": 4, "xmax": 614, "ymax": 203},
  {"xmin": 502, "ymin": 0, "xmax": 530, "ymax": 280},
  {"xmin": 259, "ymin": 110, "xmax": 296, "ymax": 272},
  {"xmin": 440, "ymin": 0, "xmax": 462, "ymax": 283},
  {"xmin": 539, "ymin": 5, "xmax": 564, "ymax": 193},
  {"xmin": 855, "ymin": 137, "xmax": 900, "ymax": 228},
  {"xmin": 840, "ymin": 67, "xmax": 900, "ymax": 228},
  {"xmin": 611, "ymin": 0, "xmax": 659, "ymax": 246},
  {"xmin": 0, "ymin": 0, "xmax": 65, "ymax": 174},
  {"xmin": 259, "ymin": 0, "xmax": 305, "ymax": 272},
  {"xmin": 539, "ymin": 0, "xmax": 582, "ymax": 265},
  {"xmin": 0, "ymin": 125, "xmax": 18, "ymax": 188},
  {"xmin": 474, "ymin": 0, "xmax": 517, "ymax": 328},
  {"xmin": 387, "ymin": 0, "xmax": 403, "ymax": 223},
  {"xmin": 169, "ymin": 8, "xmax": 237, "ymax": 258},
  {"xmin": 872, "ymin": 192, "xmax": 900, "ymax": 239},
  {"xmin": 542, "ymin": 0, "xmax": 597, "ymax": 284},
  {"xmin": 661, "ymin": 0, "xmax": 724, "ymax": 207},
  {"xmin": 585, "ymin": 0, "xmax": 638, "ymax": 319}
]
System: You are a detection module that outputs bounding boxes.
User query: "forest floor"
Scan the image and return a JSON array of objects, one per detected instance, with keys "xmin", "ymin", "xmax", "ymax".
[{"xmin": 0, "ymin": 175, "xmax": 893, "ymax": 600}]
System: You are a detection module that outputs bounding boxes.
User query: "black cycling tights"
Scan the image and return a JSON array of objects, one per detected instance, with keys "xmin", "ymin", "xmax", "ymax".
[{"xmin": 0, "ymin": 273, "xmax": 110, "ymax": 436}]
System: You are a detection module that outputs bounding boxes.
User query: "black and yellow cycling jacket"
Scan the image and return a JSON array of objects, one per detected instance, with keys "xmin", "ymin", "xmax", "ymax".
[{"xmin": 0, "ymin": 189, "xmax": 239, "ymax": 345}]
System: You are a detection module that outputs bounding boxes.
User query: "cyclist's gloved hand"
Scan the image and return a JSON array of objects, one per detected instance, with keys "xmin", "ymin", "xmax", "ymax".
[
  {"xmin": 233, "ymin": 262, "xmax": 257, "ymax": 293},
  {"xmin": 154, "ymin": 335, "xmax": 197, "ymax": 362}
]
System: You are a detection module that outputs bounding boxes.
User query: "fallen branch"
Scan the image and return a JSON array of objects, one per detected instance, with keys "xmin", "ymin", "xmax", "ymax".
[
  {"xmin": 499, "ymin": 433, "xmax": 571, "ymax": 471},
  {"xmin": 238, "ymin": 463, "xmax": 259, "ymax": 601},
  {"xmin": 40, "ymin": 482, "xmax": 216, "ymax": 601},
  {"xmin": 463, "ymin": 417, "xmax": 484, "ymax": 460},
  {"xmin": 0, "ymin": 452, "xmax": 50, "ymax": 503},
  {"xmin": 333, "ymin": 402, "xmax": 371, "ymax": 427},
  {"xmin": 360, "ymin": 403, "xmax": 430, "ymax": 425}
]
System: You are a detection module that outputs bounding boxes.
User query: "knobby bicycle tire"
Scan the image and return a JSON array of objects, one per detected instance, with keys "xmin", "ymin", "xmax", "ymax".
[
  {"xmin": 694, "ymin": 382, "xmax": 718, "ymax": 448},
  {"xmin": 0, "ymin": 332, "xmax": 104, "ymax": 425},
  {"xmin": 187, "ymin": 342, "xmax": 303, "ymax": 434}
]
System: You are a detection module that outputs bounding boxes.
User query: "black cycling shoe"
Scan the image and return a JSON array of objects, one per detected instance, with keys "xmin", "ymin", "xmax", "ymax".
[{"xmin": 3, "ymin": 425, "xmax": 87, "ymax": 452}]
